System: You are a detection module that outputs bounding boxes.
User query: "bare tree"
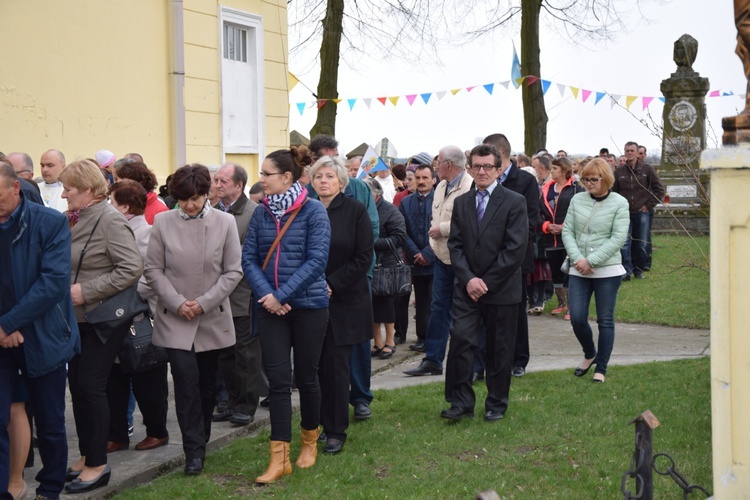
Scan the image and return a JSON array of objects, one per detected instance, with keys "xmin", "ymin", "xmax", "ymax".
[{"xmin": 290, "ymin": 0, "xmax": 649, "ymax": 149}]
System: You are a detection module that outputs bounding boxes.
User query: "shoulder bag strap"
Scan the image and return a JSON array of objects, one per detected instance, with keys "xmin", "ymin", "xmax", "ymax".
[
  {"xmin": 73, "ymin": 214, "xmax": 105, "ymax": 283},
  {"xmin": 262, "ymin": 198, "xmax": 308, "ymax": 271}
]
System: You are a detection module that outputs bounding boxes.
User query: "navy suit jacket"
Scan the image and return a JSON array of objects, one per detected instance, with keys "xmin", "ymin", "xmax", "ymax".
[{"xmin": 448, "ymin": 183, "xmax": 528, "ymax": 305}]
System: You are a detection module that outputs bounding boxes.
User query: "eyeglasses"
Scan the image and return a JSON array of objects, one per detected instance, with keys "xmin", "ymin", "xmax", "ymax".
[
  {"xmin": 260, "ymin": 171, "xmax": 284, "ymax": 178},
  {"xmin": 580, "ymin": 177, "xmax": 602, "ymax": 184},
  {"xmin": 469, "ymin": 164, "xmax": 497, "ymax": 172}
]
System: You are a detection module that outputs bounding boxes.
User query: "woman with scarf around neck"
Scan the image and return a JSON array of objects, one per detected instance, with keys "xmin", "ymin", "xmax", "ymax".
[
  {"xmin": 60, "ymin": 160, "xmax": 144, "ymax": 494},
  {"xmin": 562, "ymin": 158, "xmax": 629, "ymax": 384},
  {"xmin": 242, "ymin": 148, "xmax": 331, "ymax": 485},
  {"xmin": 145, "ymin": 165, "xmax": 242, "ymax": 476}
]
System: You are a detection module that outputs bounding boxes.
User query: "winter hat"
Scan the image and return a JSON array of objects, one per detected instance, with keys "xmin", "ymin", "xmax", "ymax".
[
  {"xmin": 95, "ymin": 150, "xmax": 116, "ymax": 168},
  {"xmin": 410, "ymin": 152, "xmax": 433, "ymax": 166}
]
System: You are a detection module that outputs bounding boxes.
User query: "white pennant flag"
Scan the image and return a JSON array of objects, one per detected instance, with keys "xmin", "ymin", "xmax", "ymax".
[
  {"xmin": 557, "ymin": 83, "xmax": 566, "ymax": 97},
  {"xmin": 609, "ymin": 94, "xmax": 621, "ymax": 110}
]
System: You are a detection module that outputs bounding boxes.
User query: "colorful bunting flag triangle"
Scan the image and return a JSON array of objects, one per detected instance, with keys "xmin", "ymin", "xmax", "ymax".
[
  {"xmin": 541, "ymin": 80, "xmax": 551, "ymax": 95},
  {"xmin": 296, "ymin": 102, "xmax": 305, "ymax": 115},
  {"xmin": 484, "ymin": 83, "xmax": 494, "ymax": 95},
  {"xmin": 625, "ymin": 96, "xmax": 637, "ymax": 109},
  {"xmin": 388, "ymin": 96, "xmax": 399, "ymax": 106},
  {"xmin": 557, "ymin": 83, "xmax": 566, "ymax": 97},
  {"xmin": 570, "ymin": 87, "xmax": 580, "ymax": 99},
  {"xmin": 421, "ymin": 93, "xmax": 432, "ymax": 104},
  {"xmin": 642, "ymin": 97, "xmax": 654, "ymax": 110},
  {"xmin": 594, "ymin": 92, "xmax": 605, "ymax": 105},
  {"xmin": 406, "ymin": 94, "xmax": 417, "ymax": 106},
  {"xmin": 377, "ymin": 97, "xmax": 387, "ymax": 106},
  {"xmin": 451, "ymin": 88, "xmax": 461, "ymax": 95},
  {"xmin": 363, "ymin": 98, "xmax": 372, "ymax": 109},
  {"xmin": 347, "ymin": 98, "xmax": 356, "ymax": 111},
  {"xmin": 581, "ymin": 89, "xmax": 591, "ymax": 103}
]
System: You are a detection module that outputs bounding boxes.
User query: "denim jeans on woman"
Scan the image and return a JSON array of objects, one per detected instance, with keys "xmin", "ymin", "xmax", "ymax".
[{"xmin": 568, "ymin": 274, "xmax": 622, "ymax": 376}]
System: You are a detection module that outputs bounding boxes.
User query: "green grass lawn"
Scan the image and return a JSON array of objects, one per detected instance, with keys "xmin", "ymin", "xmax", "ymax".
[
  {"xmin": 545, "ymin": 234, "xmax": 710, "ymax": 329},
  {"xmin": 116, "ymin": 357, "xmax": 712, "ymax": 499}
]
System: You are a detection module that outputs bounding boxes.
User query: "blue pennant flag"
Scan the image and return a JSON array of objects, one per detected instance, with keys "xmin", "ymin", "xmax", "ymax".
[
  {"xmin": 541, "ymin": 80, "xmax": 551, "ymax": 95},
  {"xmin": 296, "ymin": 102, "xmax": 305, "ymax": 115},
  {"xmin": 484, "ymin": 83, "xmax": 495, "ymax": 95},
  {"xmin": 594, "ymin": 92, "xmax": 606, "ymax": 105},
  {"xmin": 421, "ymin": 93, "xmax": 432, "ymax": 104},
  {"xmin": 347, "ymin": 99, "xmax": 356, "ymax": 110}
]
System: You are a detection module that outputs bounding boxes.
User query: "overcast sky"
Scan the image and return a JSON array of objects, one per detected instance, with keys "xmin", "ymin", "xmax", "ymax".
[{"xmin": 288, "ymin": 0, "xmax": 743, "ymax": 159}]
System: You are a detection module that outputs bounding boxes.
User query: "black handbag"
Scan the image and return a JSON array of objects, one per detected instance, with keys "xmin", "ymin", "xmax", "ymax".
[
  {"xmin": 118, "ymin": 312, "xmax": 168, "ymax": 374},
  {"xmin": 371, "ymin": 240, "xmax": 412, "ymax": 297},
  {"xmin": 75, "ymin": 215, "xmax": 150, "ymax": 343}
]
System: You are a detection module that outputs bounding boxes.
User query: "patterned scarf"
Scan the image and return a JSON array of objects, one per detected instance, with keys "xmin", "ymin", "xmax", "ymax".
[
  {"xmin": 177, "ymin": 198, "xmax": 211, "ymax": 220},
  {"xmin": 266, "ymin": 182, "xmax": 303, "ymax": 220}
]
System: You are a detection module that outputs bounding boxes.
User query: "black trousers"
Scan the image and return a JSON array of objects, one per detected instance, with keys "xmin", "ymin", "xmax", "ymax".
[
  {"xmin": 412, "ymin": 274, "xmax": 433, "ymax": 342},
  {"xmin": 217, "ymin": 315, "xmax": 267, "ymax": 416},
  {"xmin": 107, "ymin": 362, "xmax": 169, "ymax": 443},
  {"xmin": 445, "ymin": 294, "xmax": 517, "ymax": 414},
  {"xmin": 318, "ymin": 329, "xmax": 352, "ymax": 442},
  {"xmin": 68, "ymin": 322, "xmax": 129, "ymax": 467},
  {"xmin": 258, "ymin": 308, "xmax": 327, "ymax": 442},
  {"xmin": 394, "ymin": 293, "xmax": 410, "ymax": 343},
  {"xmin": 167, "ymin": 347, "xmax": 219, "ymax": 461}
]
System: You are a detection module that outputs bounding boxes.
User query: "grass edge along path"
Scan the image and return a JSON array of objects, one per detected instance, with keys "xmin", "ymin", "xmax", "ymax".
[{"xmin": 115, "ymin": 357, "xmax": 711, "ymax": 499}]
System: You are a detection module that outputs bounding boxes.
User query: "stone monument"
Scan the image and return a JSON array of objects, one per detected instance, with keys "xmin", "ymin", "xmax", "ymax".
[{"xmin": 658, "ymin": 34, "xmax": 709, "ymax": 231}]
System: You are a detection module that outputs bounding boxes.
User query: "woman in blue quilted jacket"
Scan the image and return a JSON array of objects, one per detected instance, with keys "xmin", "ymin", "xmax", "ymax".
[{"xmin": 242, "ymin": 147, "xmax": 331, "ymax": 485}]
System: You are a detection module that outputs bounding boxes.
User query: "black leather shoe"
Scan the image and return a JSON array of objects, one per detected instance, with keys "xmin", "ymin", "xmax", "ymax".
[
  {"xmin": 354, "ymin": 402, "xmax": 372, "ymax": 420},
  {"xmin": 229, "ymin": 412, "xmax": 254, "ymax": 425},
  {"xmin": 184, "ymin": 457, "xmax": 204, "ymax": 476},
  {"xmin": 318, "ymin": 431, "xmax": 327, "ymax": 442},
  {"xmin": 64, "ymin": 465, "xmax": 111, "ymax": 493},
  {"xmin": 403, "ymin": 360, "xmax": 442, "ymax": 377},
  {"xmin": 511, "ymin": 366, "xmax": 526, "ymax": 377},
  {"xmin": 574, "ymin": 359, "xmax": 596, "ymax": 377},
  {"xmin": 211, "ymin": 408, "xmax": 234, "ymax": 422},
  {"xmin": 65, "ymin": 467, "xmax": 82, "ymax": 482},
  {"xmin": 409, "ymin": 341, "xmax": 425, "ymax": 352},
  {"xmin": 324, "ymin": 438, "xmax": 344, "ymax": 454},
  {"xmin": 484, "ymin": 410, "xmax": 505, "ymax": 422},
  {"xmin": 440, "ymin": 406, "xmax": 474, "ymax": 420}
]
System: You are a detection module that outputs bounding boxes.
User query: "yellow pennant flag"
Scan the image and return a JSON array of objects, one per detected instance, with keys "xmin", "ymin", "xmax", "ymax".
[
  {"xmin": 332, "ymin": 99, "xmax": 342, "ymax": 104},
  {"xmin": 514, "ymin": 77, "xmax": 525, "ymax": 87},
  {"xmin": 288, "ymin": 72, "xmax": 300, "ymax": 90},
  {"xmin": 451, "ymin": 88, "xmax": 461, "ymax": 95},
  {"xmin": 569, "ymin": 87, "xmax": 580, "ymax": 99},
  {"xmin": 388, "ymin": 96, "xmax": 400, "ymax": 106},
  {"xmin": 625, "ymin": 95, "xmax": 638, "ymax": 109}
]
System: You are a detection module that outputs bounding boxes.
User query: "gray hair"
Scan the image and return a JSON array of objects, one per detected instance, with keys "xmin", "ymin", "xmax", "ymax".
[
  {"xmin": 363, "ymin": 177, "xmax": 383, "ymax": 197},
  {"xmin": 309, "ymin": 155, "xmax": 349, "ymax": 192},
  {"xmin": 0, "ymin": 162, "xmax": 19, "ymax": 186},
  {"xmin": 8, "ymin": 152, "xmax": 33, "ymax": 169},
  {"xmin": 221, "ymin": 162, "xmax": 248, "ymax": 191},
  {"xmin": 439, "ymin": 145, "xmax": 466, "ymax": 169},
  {"xmin": 533, "ymin": 154, "xmax": 551, "ymax": 171}
]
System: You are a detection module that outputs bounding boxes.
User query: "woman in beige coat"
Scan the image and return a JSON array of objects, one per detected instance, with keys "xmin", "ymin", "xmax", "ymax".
[
  {"xmin": 145, "ymin": 164, "xmax": 242, "ymax": 476},
  {"xmin": 60, "ymin": 160, "xmax": 144, "ymax": 494}
]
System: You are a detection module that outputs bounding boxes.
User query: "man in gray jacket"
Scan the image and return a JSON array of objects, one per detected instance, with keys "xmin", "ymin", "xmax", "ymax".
[{"xmin": 212, "ymin": 163, "xmax": 266, "ymax": 425}]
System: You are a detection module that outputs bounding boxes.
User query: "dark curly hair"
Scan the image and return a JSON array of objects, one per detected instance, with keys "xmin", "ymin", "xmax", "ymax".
[
  {"xmin": 115, "ymin": 161, "xmax": 158, "ymax": 192},
  {"xmin": 168, "ymin": 164, "xmax": 212, "ymax": 200}
]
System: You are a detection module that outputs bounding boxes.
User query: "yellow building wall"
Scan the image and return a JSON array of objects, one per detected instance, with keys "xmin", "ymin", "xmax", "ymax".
[
  {"xmin": 0, "ymin": 1, "xmax": 172, "ymax": 178},
  {"xmin": 0, "ymin": 0, "xmax": 289, "ymax": 185},
  {"xmin": 702, "ymin": 146, "xmax": 750, "ymax": 498}
]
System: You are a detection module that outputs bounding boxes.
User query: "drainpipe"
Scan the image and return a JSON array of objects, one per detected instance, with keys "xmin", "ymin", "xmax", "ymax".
[{"xmin": 171, "ymin": 0, "xmax": 186, "ymax": 168}]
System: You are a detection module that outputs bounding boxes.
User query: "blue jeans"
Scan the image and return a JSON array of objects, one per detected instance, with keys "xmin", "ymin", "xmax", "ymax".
[
  {"xmin": 568, "ymin": 275, "xmax": 622, "ymax": 375},
  {"xmin": 1, "ymin": 347, "xmax": 68, "ymax": 499},
  {"xmin": 349, "ymin": 277, "xmax": 373, "ymax": 406},
  {"xmin": 423, "ymin": 260, "xmax": 455, "ymax": 369},
  {"xmin": 621, "ymin": 211, "xmax": 650, "ymax": 276}
]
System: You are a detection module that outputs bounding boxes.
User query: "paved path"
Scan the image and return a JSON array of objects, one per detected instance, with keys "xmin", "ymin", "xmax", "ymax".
[{"xmin": 24, "ymin": 314, "xmax": 709, "ymax": 498}]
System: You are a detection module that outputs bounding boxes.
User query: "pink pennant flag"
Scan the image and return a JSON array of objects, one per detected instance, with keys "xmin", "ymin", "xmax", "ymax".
[
  {"xmin": 406, "ymin": 94, "xmax": 418, "ymax": 106},
  {"xmin": 466, "ymin": 86, "xmax": 476, "ymax": 92},
  {"xmin": 709, "ymin": 90, "xmax": 720, "ymax": 97},
  {"xmin": 642, "ymin": 97, "xmax": 654, "ymax": 110},
  {"xmin": 581, "ymin": 90, "xmax": 592, "ymax": 103}
]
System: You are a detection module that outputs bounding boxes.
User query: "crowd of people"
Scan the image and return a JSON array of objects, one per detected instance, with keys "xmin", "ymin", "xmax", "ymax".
[{"xmin": 0, "ymin": 134, "xmax": 664, "ymax": 497}]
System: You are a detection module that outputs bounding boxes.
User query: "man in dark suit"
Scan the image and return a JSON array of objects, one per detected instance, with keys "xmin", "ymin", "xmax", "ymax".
[
  {"xmin": 441, "ymin": 144, "xmax": 528, "ymax": 422},
  {"xmin": 483, "ymin": 134, "xmax": 539, "ymax": 378}
]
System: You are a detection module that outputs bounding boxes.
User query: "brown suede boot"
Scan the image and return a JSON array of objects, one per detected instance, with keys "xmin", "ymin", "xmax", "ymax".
[
  {"xmin": 295, "ymin": 428, "xmax": 319, "ymax": 469},
  {"xmin": 255, "ymin": 441, "xmax": 292, "ymax": 485}
]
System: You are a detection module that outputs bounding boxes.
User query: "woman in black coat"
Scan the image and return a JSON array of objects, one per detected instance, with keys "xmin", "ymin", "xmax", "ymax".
[
  {"xmin": 539, "ymin": 156, "xmax": 584, "ymax": 319},
  {"xmin": 311, "ymin": 156, "xmax": 374, "ymax": 455},
  {"xmin": 364, "ymin": 177, "xmax": 407, "ymax": 360}
]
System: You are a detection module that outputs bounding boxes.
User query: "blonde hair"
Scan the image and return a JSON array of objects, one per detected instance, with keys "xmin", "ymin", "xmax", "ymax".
[
  {"xmin": 580, "ymin": 158, "xmax": 615, "ymax": 191},
  {"xmin": 58, "ymin": 159, "xmax": 108, "ymax": 198},
  {"xmin": 309, "ymin": 155, "xmax": 349, "ymax": 192}
]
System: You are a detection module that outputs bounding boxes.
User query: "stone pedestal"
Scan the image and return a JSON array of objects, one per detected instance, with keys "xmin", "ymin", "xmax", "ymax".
[
  {"xmin": 657, "ymin": 36, "xmax": 710, "ymax": 233},
  {"xmin": 701, "ymin": 146, "xmax": 750, "ymax": 497}
]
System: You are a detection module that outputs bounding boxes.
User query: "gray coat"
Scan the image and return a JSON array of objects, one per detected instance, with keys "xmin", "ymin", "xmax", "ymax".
[
  {"xmin": 214, "ymin": 193, "xmax": 257, "ymax": 317},
  {"xmin": 145, "ymin": 208, "xmax": 243, "ymax": 352}
]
